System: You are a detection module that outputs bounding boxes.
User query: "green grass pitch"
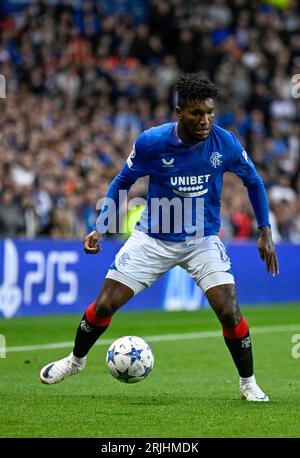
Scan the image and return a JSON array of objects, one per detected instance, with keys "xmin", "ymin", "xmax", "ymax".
[{"xmin": 1, "ymin": 304, "xmax": 300, "ymax": 438}]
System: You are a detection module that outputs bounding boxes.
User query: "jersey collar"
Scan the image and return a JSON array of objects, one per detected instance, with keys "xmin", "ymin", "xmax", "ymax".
[{"xmin": 173, "ymin": 122, "xmax": 206, "ymax": 149}]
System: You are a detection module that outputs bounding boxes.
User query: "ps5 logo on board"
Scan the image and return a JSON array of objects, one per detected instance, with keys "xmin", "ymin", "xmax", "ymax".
[
  {"xmin": 0, "ymin": 240, "xmax": 79, "ymax": 319},
  {"xmin": 0, "ymin": 240, "xmax": 22, "ymax": 319}
]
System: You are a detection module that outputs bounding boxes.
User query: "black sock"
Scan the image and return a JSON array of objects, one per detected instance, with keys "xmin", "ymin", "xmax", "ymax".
[
  {"xmin": 224, "ymin": 331, "xmax": 253, "ymax": 378},
  {"xmin": 73, "ymin": 314, "xmax": 109, "ymax": 358}
]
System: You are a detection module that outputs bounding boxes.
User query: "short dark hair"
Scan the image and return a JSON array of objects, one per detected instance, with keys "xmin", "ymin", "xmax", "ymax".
[{"xmin": 175, "ymin": 73, "xmax": 218, "ymax": 108}]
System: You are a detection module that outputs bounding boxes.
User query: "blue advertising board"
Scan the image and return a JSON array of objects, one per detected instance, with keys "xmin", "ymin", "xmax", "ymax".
[{"xmin": 0, "ymin": 238, "xmax": 299, "ymax": 319}]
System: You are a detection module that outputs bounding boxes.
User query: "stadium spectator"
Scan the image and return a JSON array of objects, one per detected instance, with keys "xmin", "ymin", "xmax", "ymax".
[
  {"xmin": 0, "ymin": 187, "xmax": 24, "ymax": 237},
  {"xmin": 0, "ymin": 0, "xmax": 299, "ymax": 242}
]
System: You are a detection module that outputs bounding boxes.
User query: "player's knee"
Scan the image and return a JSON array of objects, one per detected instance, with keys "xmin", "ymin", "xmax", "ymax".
[
  {"xmin": 93, "ymin": 290, "xmax": 124, "ymax": 318},
  {"xmin": 219, "ymin": 306, "xmax": 241, "ymax": 328},
  {"xmin": 209, "ymin": 285, "xmax": 241, "ymax": 328},
  {"xmin": 93, "ymin": 280, "xmax": 132, "ymax": 318},
  {"xmin": 93, "ymin": 297, "xmax": 117, "ymax": 318}
]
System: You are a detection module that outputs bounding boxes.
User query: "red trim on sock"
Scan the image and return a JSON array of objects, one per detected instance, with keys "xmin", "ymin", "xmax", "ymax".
[
  {"xmin": 222, "ymin": 316, "xmax": 249, "ymax": 340},
  {"xmin": 85, "ymin": 301, "xmax": 112, "ymax": 327}
]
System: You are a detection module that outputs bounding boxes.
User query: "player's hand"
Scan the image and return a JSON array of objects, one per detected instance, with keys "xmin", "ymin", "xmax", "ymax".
[
  {"xmin": 257, "ymin": 226, "xmax": 279, "ymax": 276},
  {"xmin": 83, "ymin": 231, "xmax": 102, "ymax": 254}
]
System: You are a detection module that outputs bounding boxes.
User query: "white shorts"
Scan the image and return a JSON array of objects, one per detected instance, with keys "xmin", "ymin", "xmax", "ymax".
[{"xmin": 106, "ymin": 230, "xmax": 234, "ymax": 295}]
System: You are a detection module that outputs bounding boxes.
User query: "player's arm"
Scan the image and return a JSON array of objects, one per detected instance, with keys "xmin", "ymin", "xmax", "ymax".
[
  {"xmin": 227, "ymin": 136, "xmax": 279, "ymax": 276},
  {"xmin": 84, "ymin": 133, "xmax": 149, "ymax": 254},
  {"xmin": 257, "ymin": 224, "xmax": 279, "ymax": 277},
  {"xmin": 248, "ymin": 183, "xmax": 279, "ymax": 276},
  {"xmin": 83, "ymin": 169, "xmax": 138, "ymax": 254}
]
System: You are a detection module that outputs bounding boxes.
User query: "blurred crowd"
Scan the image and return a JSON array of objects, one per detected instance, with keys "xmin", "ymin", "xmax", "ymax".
[{"xmin": 0, "ymin": 0, "xmax": 300, "ymax": 243}]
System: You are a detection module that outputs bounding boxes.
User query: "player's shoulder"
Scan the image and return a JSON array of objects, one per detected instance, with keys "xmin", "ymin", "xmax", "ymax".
[
  {"xmin": 143, "ymin": 122, "xmax": 175, "ymax": 142},
  {"xmin": 211, "ymin": 124, "xmax": 244, "ymax": 158},
  {"xmin": 211, "ymin": 124, "xmax": 238, "ymax": 145},
  {"xmin": 135, "ymin": 123, "xmax": 175, "ymax": 155}
]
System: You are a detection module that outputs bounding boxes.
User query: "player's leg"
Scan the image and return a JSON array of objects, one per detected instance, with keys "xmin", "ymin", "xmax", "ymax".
[
  {"xmin": 39, "ymin": 279, "xmax": 133, "ymax": 384},
  {"xmin": 73, "ymin": 279, "xmax": 133, "ymax": 359},
  {"xmin": 205, "ymin": 282, "xmax": 268, "ymax": 401},
  {"xmin": 40, "ymin": 230, "xmax": 176, "ymax": 384},
  {"xmin": 183, "ymin": 236, "xmax": 268, "ymax": 401}
]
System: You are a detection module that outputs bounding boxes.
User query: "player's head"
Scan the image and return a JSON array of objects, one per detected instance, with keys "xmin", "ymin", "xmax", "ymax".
[{"xmin": 175, "ymin": 73, "xmax": 218, "ymax": 142}]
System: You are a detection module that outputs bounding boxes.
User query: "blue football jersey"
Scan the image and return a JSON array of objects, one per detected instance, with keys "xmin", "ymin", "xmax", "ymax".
[{"xmin": 96, "ymin": 122, "xmax": 270, "ymax": 241}]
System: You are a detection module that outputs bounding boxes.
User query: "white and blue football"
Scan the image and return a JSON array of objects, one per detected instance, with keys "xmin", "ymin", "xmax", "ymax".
[{"xmin": 106, "ymin": 336, "xmax": 154, "ymax": 383}]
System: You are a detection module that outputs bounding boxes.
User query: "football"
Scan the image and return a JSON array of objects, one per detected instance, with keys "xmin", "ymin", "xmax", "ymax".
[{"xmin": 106, "ymin": 336, "xmax": 154, "ymax": 383}]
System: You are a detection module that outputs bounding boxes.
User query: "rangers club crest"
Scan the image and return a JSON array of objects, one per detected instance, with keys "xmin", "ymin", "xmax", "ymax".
[{"xmin": 210, "ymin": 151, "xmax": 222, "ymax": 168}]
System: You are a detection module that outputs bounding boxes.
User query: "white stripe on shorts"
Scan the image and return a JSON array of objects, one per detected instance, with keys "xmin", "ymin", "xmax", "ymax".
[
  {"xmin": 106, "ymin": 268, "xmax": 146, "ymax": 295},
  {"xmin": 198, "ymin": 271, "xmax": 235, "ymax": 293}
]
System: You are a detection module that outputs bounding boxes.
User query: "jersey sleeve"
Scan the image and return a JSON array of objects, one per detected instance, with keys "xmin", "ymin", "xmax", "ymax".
[
  {"xmin": 95, "ymin": 132, "xmax": 150, "ymax": 234},
  {"xmin": 125, "ymin": 131, "xmax": 150, "ymax": 178},
  {"xmin": 226, "ymin": 133, "xmax": 261, "ymax": 186},
  {"xmin": 226, "ymin": 133, "xmax": 270, "ymax": 228}
]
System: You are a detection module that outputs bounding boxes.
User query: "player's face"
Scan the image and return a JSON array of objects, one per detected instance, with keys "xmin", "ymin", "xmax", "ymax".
[{"xmin": 176, "ymin": 98, "xmax": 215, "ymax": 142}]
